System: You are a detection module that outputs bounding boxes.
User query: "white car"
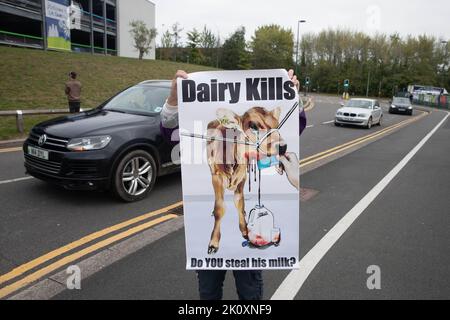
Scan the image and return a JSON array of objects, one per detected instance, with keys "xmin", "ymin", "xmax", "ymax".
[{"xmin": 335, "ymin": 98, "xmax": 383, "ymax": 129}]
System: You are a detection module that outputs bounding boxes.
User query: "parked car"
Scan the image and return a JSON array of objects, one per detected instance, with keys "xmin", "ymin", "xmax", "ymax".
[
  {"xmin": 335, "ymin": 98, "xmax": 383, "ymax": 129},
  {"xmin": 23, "ymin": 80, "xmax": 180, "ymax": 202},
  {"xmin": 389, "ymin": 97, "xmax": 413, "ymax": 115}
]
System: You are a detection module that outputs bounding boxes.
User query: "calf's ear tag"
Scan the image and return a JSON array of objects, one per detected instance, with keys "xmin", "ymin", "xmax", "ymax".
[{"xmin": 216, "ymin": 108, "xmax": 239, "ymax": 129}]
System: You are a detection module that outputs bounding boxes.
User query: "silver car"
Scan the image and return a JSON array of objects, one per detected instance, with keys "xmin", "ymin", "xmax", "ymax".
[{"xmin": 335, "ymin": 98, "xmax": 383, "ymax": 129}]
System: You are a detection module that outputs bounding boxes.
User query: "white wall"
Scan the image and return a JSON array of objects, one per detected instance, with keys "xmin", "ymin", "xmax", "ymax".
[{"xmin": 116, "ymin": 0, "xmax": 156, "ymax": 59}]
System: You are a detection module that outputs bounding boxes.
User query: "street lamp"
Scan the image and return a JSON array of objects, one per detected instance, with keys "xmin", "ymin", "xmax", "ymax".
[
  {"xmin": 295, "ymin": 19, "xmax": 307, "ymax": 76},
  {"xmin": 440, "ymin": 41, "xmax": 448, "ymax": 88}
]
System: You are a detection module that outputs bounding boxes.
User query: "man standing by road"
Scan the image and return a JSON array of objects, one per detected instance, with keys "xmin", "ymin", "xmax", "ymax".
[{"xmin": 65, "ymin": 71, "xmax": 82, "ymax": 113}]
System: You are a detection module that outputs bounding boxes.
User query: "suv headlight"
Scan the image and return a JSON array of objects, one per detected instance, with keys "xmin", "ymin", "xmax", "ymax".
[
  {"xmin": 391, "ymin": 105, "xmax": 397, "ymax": 108},
  {"xmin": 67, "ymin": 136, "xmax": 112, "ymax": 151}
]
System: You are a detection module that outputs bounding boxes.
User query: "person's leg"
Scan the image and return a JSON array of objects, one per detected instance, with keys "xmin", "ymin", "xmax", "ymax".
[
  {"xmin": 68, "ymin": 101, "xmax": 75, "ymax": 113},
  {"xmin": 69, "ymin": 101, "xmax": 80, "ymax": 113},
  {"xmin": 197, "ymin": 270, "xmax": 227, "ymax": 300},
  {"xmin": 74, "ymin": 101, "xmax": 80, "ymax": 113},
  {"xmin": 233, "ymin": 270, "xmax": 263, "ymax": 300}
]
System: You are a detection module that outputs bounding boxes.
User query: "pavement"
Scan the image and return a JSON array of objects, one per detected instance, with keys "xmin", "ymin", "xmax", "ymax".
[{"xmin": 1, "ymin": 94, "xmax": 449, "ymax": 300}]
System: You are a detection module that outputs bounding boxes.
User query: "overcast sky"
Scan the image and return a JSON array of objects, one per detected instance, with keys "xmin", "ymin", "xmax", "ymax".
[{"xmin": 152, "ymin": 0, "xmax": 450, "ymax": 44}]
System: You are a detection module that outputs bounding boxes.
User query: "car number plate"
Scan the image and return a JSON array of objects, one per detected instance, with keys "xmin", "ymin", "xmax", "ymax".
[{"xmin": 28, "ymin": 146, "xmax": 49, "ymax": 160}]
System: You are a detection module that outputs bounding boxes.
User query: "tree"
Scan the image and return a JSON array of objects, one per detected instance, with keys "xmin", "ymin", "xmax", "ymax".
[
  {"xmin": 161, "ymin": 30, "xmax": 173, "ymax": 48},
  {"xmin": 289, "ymin": 29, "xmax": 449, "ymax": 97},
  {"xmin": 129, "ymin": 20, "xmax": 157, "ymax": 60},
  {"xmin": 250, "ymin": 25, "xmax": 294, "ymax": 69},
  {"xmin": 220, "ymin": 27, "xmax": 251, "ymax": 70},
  {"xmin": 159, "ymin": 29, "xmax": 173, "ymax": 60},
  {"xmin": 171, "ymin": 22, "xmax": 183, "ymax": 61},
  {"xmin": 186, "ymin": 28, "xmax": 204, "ymax": 65},
  {"xmin": 200, "ymin": 25, "xmax": 217, "ymax": 49}
]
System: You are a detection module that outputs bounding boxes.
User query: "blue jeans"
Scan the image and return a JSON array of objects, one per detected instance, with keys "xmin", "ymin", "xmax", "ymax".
[{"xmin": 197, "ymin": 270, "xmax": 263, "ymax": 300}]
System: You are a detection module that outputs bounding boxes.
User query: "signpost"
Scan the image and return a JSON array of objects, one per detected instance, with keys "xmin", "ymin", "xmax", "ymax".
[
  {"xmin": 343, "ymin": 79, "xmax": 350, "ymax": 100},
  {"xmin": 304, "ymin": 76, "xmax": 310, "ymax": 97}
]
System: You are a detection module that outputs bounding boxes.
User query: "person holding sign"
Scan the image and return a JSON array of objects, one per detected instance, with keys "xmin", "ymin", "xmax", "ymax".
[{"xmin": 160, "ymin": 69, "xmax": 306, "ymax": 300}]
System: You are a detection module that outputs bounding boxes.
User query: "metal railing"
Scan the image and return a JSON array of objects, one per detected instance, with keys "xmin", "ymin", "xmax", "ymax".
[
  {"xmin": 0, "ymin": 0, "xmax": 42, "ymax": 12},
  {"xmin": 0, "ymin": 109, "xmax": 71, "ymax": 134},
  {"xmin": 413, "ymin": 94, "xmax": 450, "ymax": 110},
  {"xmin": 0, "ymin": 30, "xmax": 43, "ymax": 49}
]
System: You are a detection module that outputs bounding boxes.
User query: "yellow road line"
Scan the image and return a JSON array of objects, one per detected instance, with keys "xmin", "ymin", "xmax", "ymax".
[
  {"xmin": 0, "ymin": 147, "xmax": 22, "ymax": 153},
  {"xmin": 0, "ymin": 201, "xmax": 182, "ymax": 286},
  {"xmin": 300, "ymin": 119, "xmax": 408, "ymax": 164},
  {"xmin": 300, "ymin": 112, "xmax": 427, "ymax": 168},
  {"xmin": 0, "ymin": 214, "xmax": 178, "ymax": 299}
]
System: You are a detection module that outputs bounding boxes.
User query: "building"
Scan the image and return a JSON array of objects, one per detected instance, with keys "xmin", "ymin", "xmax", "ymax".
[{"xmin": 0, "ymin": 0, "xmax": 156, "ymax": 59}]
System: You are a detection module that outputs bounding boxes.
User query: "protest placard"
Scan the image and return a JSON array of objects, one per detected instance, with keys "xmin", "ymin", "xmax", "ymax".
[{"xmin": 178, "ymin": 69, "xmax": 300, "ymax": 270}]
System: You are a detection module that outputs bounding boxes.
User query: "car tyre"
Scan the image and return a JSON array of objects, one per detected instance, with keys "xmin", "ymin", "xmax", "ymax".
[
  {"xmin": 378, "ymin": 115, "xmax": 383, "ymax": 126},
  {"xmin": 366, "ymin": 117, "xmax": 373, "ymax": 129},
  {"xmin": 113, "ymin": 150, "xmax": 157, "ymax": 202}
]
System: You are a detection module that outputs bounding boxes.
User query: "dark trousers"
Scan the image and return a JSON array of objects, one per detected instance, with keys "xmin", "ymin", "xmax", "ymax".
[
  {"xmin": 197, "ymin": 270, "xmax": 263, "ymax": 300},
  {"xmin": 68, "ymin": 101, "xmax": 81, "ymax": 113}
]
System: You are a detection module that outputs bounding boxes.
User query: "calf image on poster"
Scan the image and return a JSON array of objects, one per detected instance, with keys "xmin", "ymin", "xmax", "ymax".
[{"xmin": 178, "ymin": 69, "xmax": 300, "ymax": 270}]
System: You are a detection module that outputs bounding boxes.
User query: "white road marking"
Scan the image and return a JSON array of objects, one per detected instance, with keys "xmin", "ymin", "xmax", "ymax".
[
  {"xmin": 0, "ymin": 177, "xmax": 34, "ymax": 185},
  {"xmin": 272, "ymin": 112, "xmax": 450, "ymax": 300},
  {"xmin": 306, "ymin": 125, "xmax": 314, "ymax": 129},
  {"xmin": 322, "ymin": 120, "xmax": 335, "ymax": 125}
]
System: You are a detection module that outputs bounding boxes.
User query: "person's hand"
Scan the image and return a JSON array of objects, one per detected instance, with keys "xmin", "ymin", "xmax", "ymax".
[
  {"xmin": 278, "ymin": 152, "xmax": 300, "ymax": 190},
  {"xmin": 167, "ymin": 70, "xmax": 188, "ymax": 107},
  {"xmin": 288, "ymin": 69, "xmax": 300, "ymax": 93}
]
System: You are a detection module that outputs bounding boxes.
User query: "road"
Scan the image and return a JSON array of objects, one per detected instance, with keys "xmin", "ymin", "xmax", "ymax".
[{"xmin": 0, "ymin": 94, "xmax": 449, "ymax": 299}]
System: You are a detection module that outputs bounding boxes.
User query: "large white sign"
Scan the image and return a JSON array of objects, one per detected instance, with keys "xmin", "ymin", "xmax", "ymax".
[{"xmin": 178, "ymin": 69, "xmax": 300, "ymax": 270}]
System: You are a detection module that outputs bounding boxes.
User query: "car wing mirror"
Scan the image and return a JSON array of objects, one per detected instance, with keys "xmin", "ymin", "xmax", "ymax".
[{"xmin": 340, "ymin": 102, "xmax": 345, "ymax": 107}]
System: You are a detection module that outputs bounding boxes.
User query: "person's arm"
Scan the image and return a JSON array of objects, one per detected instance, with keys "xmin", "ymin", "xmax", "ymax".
[
  {"xmin": 299, "ymin": 109, "xmax": 307, "ymax": 135},
  {"xmin": 287, "ymin": 69, "xmax": 307, "ymax": 135},
  {"xmin": 160, "ymin": 70, "xmax": 188, "ymax": 144},
  {"xmin": 161, "ymin": 101, "xmax": 179, "ymax": 129},
  {"xmin": 65, "ymin": 83, "xmax": 70, "ymax": 96},
  {"xmin": 160, "ymin": 101, "xmax": 180, "ymax": 145}
]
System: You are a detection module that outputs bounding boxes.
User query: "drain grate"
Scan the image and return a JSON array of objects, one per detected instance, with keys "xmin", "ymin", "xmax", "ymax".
[{"xmin": 169, "ymin": 205, "xmax": 185, "ymax": 216}]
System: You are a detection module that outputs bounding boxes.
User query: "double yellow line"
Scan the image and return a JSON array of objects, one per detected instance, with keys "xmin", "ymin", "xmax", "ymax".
[
  {"xmin": 300, "ymin": 112, "xmax": 427, "ymax": 168},
  {"xmin": 0, "ymin": 147, "xmax": 22, "ymax": 153},
  {"xmin": 0, "ymin": 111, "xmax": 427, "ymax": 299},
  {"xmin": 0, "ymin": 202, "xmax": 182, "ymax": 299}
]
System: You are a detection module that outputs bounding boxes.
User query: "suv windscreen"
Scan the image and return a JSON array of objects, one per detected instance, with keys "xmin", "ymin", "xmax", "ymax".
[
  {"xmin": 393, "ymin": 97, "xmax": 411, "ymax": 105},
  {"xmin": 103, "ymin": 86, "xmax": 170, "ymax": 115}
]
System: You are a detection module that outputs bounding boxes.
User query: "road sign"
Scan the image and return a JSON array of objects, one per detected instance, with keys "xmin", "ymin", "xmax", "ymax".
[{"xmin": 344, "ymin": 79, "xmax": 350, "ymax": 88}]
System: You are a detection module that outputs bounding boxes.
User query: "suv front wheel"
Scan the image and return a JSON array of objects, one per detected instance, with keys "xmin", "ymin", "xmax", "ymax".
[{"xmin": 113, "ymin": 150, "xmax": 157, "ymax": 202}]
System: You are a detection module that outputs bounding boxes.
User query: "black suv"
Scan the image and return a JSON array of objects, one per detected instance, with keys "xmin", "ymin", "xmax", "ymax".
[
  {"xmin": 23, "ymin": 80, "xmax": 180, "ymax": 202},
  {"xmin": 389, "ymin": 96, "xmax": 413, "ymax": 115}
]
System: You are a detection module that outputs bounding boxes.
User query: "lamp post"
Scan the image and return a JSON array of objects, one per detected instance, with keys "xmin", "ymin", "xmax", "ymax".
[
  {"xmin": 439, "ymin": 40, "xmax": 448, "ymax": 94},
  {"xmin": 442, "ymin": 40, "xmax": 448, "ymax": 69},
  {"xmin": 295, "ymin": 19, "xmax": 306, "ymax": 76}
]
